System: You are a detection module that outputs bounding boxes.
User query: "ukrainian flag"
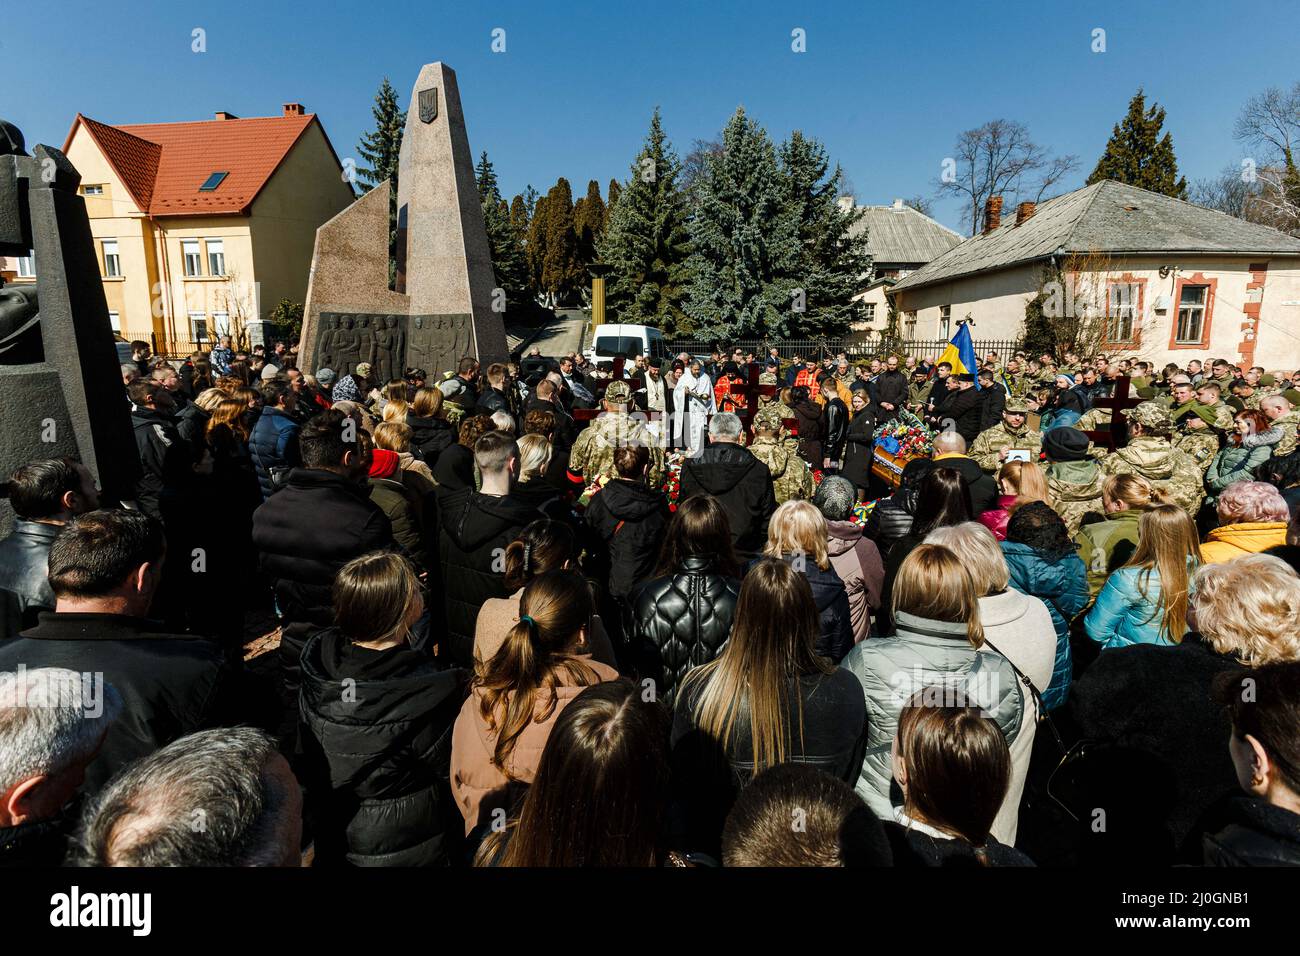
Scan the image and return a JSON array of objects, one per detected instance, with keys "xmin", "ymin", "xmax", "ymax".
[{"xmin": 937, "ymin": 322, "xmax": 980, "ymax": 389}]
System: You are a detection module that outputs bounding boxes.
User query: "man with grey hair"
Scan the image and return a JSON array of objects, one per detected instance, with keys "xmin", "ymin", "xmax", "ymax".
[
  {"xmin": 0, "ymin": 667, "xmax": 123, "ymax": 866},
  {"xmin": 679, "ymin": 412, "xmax": 776, "ymax": 561},
  {"xmin": 812, "ymin": 476, "xmax": 883, "ymax": 644},
  {"xmin": 76, "ymin": 727, "xmax": 302, "ymax": 867}
]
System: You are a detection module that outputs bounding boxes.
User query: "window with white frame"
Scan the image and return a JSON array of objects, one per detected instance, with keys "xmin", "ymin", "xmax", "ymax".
[
  {"xmin": 212, "ymin": 311, "xmax": 230, "ymax": 336},
  {"xmin": 107, "ymin": 311, "xmax": 121, "ymax": 333},
  {"xmin": 188, "ymin": 312, "xmax": 209, "ymax": 342},
  {"xmin": 182, "ymin": 240, "xmax": 202, "ymax": 277},
  {"xmin": 939, "ymin": 305, "xmax": 951, "ymax": 339},
  {"xmin": 82, "ymin": 184, "xmax": 104, "ymax": 196},
  {"xmin": 1107, "ymin": 282, "xmax": 1139, "ymax": 343},
  {"xmin": 16, "ymin": 254, "xmax": 35, "ymax": 277},
  {"xmin": 863, "ymin": 302, "xmax": 876, "ymax": 323},
  {"xmin": 1175, "ymin": 285, "xmax": 1209, "ymax": 344},
  {"xmin": 102, "ymin": 239, "xmax": 121, "ymax": 278},
  {"xmin": 207, "ymin": 238, "xmax": 225, "ymax": 277},
  {"xmin": 904, "ymin": 311, "xmax": 917, "ymax": 337}
]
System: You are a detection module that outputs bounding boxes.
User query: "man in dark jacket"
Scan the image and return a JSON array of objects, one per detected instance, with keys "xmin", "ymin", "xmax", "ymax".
[
  {"xmin": 252, "ymin": 409, "xmax": 394, "ymax": 697},
  {"xmin": 0, "ymin": 510, "xmax": 238, "ymax": 796},
  {"xmin": 438, "ymin": 431, "xmax": 544, "ymax": 667},
  {"xmin": 1071, "ymin": 366, "xmax": 1112, "ymax": 412},
  {"xmin": 679, "ymin": 412, "xmax": 777, "ymax": 561},
  {"xmin": 127, "ymin": 378, "xmax": 195, "ymax": 521},
  {"xmin": 585, "ymin": 445, "xmax": 671, "ymax": 606},
  {"xmin": 0, "ymin": 458, "xmax": 100, "ymax": 639},
  {"xmin": 525, "ymin": 378, "xmax": 576, "ymax": 451},
  {"xmin": 931, "ymin": 431, "xmax": 999, "ymax": 514},
  {"xmin": 820, "ymin": 376, "xmax": 849, "ymax": 470},
  {"xmin": 874, "ymin": 354, "xmax": 909, "ymax": 422},
  {"xmin": 935, "ymin": 374, "xmax": 986, "ymax": 445},
  {"xmin": 474, "ymin": 362, "xmax": 513, "ymax": 417},
  {"xmin": 977, "ymin": 368, "xmax": 1007, "ymax": 432},
  {"xmin": 249, "ymin": 379, "xmax": 302, "ymax": 500}
]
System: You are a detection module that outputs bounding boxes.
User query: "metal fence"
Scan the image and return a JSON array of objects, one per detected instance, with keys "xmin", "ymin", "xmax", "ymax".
[{"xmin": 665, "ymin": 335, "xmax": 1025, "ymax": 365}]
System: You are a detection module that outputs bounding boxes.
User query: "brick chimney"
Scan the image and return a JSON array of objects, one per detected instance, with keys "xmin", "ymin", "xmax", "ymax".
[
  {"xmin": 282, "ymin": 103, "xmax": 305, "ymax": 117},
  {"xmin": 983, "ymin": 195, "xmax": 1003, "ymax": 235},
  {"xmin": 214, "ymin": 111, "xmax": 238, "ymax": 120},
  {"xmin": 1015, "ymin": 201, "xmax": 1036, "ymax": 226}
]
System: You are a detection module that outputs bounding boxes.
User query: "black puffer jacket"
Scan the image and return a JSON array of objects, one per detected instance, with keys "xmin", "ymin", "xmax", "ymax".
[
  {"xmin": 937, "ymin": 386, "xmax": 986, "ymax": 445},
  {"xmin": 252, "ymin": 468, "xmax": 394, "ymax": 694},
  {"xmin": 679, "ymin": 444, "xmax": 777, "ymax": 561},
  {"xmin": 586, "ymin": 479, "xmax": 671, "ymax": 601},
  {"xmin": 0, "ymin": 521, "xmax": 59, "ymax": 638},
  {"xmin": 1202, "ymin": 797, "xmax": 1300, "ymax": 867},
  {"xmin": 625, "ymin": 555, "xmax": 740, "ymax": 705},
  {"xmin": 406, "ymin": 413, "xmax": 456, "ymax": 466},
  {"xmin": 438, "ymin": 489, "xmax": 543, "ymax": 667},
  {"xmin": 865, "ymin": 458, "xmax": 934, "ymax": 553},
  {"xmin": 298, "ymin": 629, "xmax": 468, "ymax": 867}
]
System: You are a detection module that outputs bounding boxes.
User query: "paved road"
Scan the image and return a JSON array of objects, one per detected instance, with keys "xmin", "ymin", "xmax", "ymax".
[{"xmin": 506, "ymin": 308, "xmax": 587, "ymax": 358}]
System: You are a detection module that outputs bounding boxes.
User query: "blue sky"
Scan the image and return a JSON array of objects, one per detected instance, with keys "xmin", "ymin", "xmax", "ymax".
[{"xmin": 4, "ymin": 0, "xmax": 1296, "ymax": 233}]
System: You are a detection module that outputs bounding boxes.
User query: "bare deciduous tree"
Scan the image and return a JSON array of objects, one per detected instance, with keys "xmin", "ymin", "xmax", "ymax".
[
  {"xmin": 1234, "ymin": 83, "xmax": 1300, "ymax": 159},
  {"xmin": 936, "ymin": 119, "xmax": 1079, "ymax": 236},
  {"xmin": 1233, "ymin": 83, "xmax": 1300, "ymax": 235}
]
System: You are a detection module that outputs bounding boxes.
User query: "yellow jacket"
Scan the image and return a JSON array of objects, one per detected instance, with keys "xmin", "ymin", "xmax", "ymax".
[{"xmin": 1199, "ymin": 521, "xmax": 1288, "ymax": 564}]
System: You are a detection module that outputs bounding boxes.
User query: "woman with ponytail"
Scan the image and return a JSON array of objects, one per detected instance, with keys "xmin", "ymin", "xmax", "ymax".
[
  {"xmin": 451, "ymin": 569, "xmax": 619, "ymax": 840},
  {"xmin": 473, "ymin": 520, "xmax": 617, "ymax": 667},
  {"xmin": 1075, "ymin": 473, "xmax": 1170, "ymax": 598}
]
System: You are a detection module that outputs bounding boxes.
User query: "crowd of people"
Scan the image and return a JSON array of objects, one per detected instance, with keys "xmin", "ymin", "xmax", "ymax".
[{"xmin": 1, "ymin": 335, "xmax": 1299, "ymax": 869}]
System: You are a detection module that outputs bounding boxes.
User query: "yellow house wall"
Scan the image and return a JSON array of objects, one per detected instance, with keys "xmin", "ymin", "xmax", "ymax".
[{"xmin": 249, "ymin": 121, "xmax": 355, "ymax": 328}]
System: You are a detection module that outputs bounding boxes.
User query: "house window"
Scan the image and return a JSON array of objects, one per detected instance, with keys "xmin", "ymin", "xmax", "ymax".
[
  {"xmin": 182, "ymin": 240, "xmax": 202, "ymax": 277},
  {"xmin": 199, "ymin": 172, "xmax": 229, "ymax": 192},
  {"xmin": 188, "ymin": 312, "xmax": 209, "ymax": 343},
  {"xmin": 107, "ymin": 311, "xmax": 121, "ymax": 333},
  {"xmin": 1175, "ymin": 285, "xmax": 1209, "ymax": 344},
  {"xmin": 207, "ymin": 239, "xmax": 225, "ymax": 277},
  {"xmin": 1107, "ymin": 282, "xmax": 1139, "ymax": 343},
  {"xmin": 863, "ymin": 302, "xmax": 876, "ymax": 323},
  {"xmin": 16, "ymin": 254, "xmax": 35, "ymax": 277},
  {"xmin": 939, "ymin": 305, "xmax": 951, "ymax": 339},
  {"xmin": 212, "ymin": 311, "xmax": 230, "ymax": 336},
  {"xmin": 904, "ymin": 311, "xmax": 917, "ymax": 337},
  {"xmin": 102, "ymin": 239, "xmax": 121, "ymax": 278},
  {"xmin": 83, "ymin": 184, "xmax": 104, "ymax": 196}
]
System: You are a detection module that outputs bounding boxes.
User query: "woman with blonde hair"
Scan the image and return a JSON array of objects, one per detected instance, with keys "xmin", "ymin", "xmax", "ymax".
[
  {"xmin": 381, "ymin": 398, "xmax": 409, "ymax": 424},
  {"xmin": 406, "ymin": 384, "xmax": 455, "ymax": 466},
  {"xmin": 1071, "ymin": 554, "xmax": 1300, "ymax": 862},
  {"xmin": 372, "ymin": 420, "xmax": 435, "ymax": 486},
  {"xmin": 671, "ymin": 557, "xmax": 868, "ymax": 856},
  {"xmin": 451, "ymin": 569, "xmax": 617, "ymax": 840},
  {"xmin": 299, "ymin": 551, "xmax": 468, "ymax": 865},
  {"xmin": 762, "ymin": 499, "xmax": 853, "ymax": 662},
  {"xmin": 979, "ymin": 459, "xmax": 1051, "ymax": 541},
  {"xmin": 508, "ymin": 433, "xmax": 566, "ymax": 520},
  {"xmin": 1200, "ymin": 480, "xmax": 1290, "ymax": 564},
  {"xmin": 1076, "ymin": 473, "xmax": 1170, "ymax": 598},
  {"xmin": 1085, "ymin": 504, "xmax": 1200, "ymax": 649},
  {"xmin": 842, "ymin": 543, "xmax": 1027, "ymax": 844}
]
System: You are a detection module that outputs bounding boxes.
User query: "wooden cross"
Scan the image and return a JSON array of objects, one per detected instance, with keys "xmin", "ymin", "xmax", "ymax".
[{"xmin": 1084, "ymin": 374, "xmax": 1143, "ymax": 450}]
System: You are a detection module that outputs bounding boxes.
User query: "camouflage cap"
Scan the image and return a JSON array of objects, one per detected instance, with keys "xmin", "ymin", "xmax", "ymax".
[
  {"xmin": 753, "ymin": 406, "xmax": 785, "ymax": 431},
  {"xmin": 604, "ymin": 380, "xmax": 632, "ymax": 404},
  {"xmin": 1004, "ymin": 397, "xmax": 1028, "ymax": 414},
  {"xmin": 1130, "ymin": 401, "xmax": 1173, "ymax": 433},
  {"xmin": 759, "ymin": 371, "xmax": 777, "ymax": 385}
]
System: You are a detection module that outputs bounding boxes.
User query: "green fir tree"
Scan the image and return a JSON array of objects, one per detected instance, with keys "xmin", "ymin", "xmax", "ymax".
[{"xmin": 1088, "ymin": 89, "xmax": 1187, "ymax": 198}]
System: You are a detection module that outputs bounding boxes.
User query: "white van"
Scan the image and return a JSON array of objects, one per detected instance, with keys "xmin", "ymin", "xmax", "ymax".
[{"xmin": 584, "ymin": 323, "xmax": 669, "ymax": 366}]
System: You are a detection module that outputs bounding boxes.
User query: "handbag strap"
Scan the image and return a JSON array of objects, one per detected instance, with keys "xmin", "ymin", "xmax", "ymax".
[{"xmin": 979, "ymin": 635, "xmax": 1067, "ymax": 756}]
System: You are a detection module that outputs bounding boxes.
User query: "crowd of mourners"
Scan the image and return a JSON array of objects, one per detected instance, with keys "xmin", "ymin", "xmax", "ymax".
[{"xmin": 1, "ymin": 333, "xmax": 1299, "ymax": 868}]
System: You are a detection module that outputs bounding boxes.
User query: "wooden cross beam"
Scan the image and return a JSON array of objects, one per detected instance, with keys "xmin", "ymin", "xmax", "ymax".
[{"xmin": 1084, "ymin": 374, "xmax": 1143, "ymax": 450}]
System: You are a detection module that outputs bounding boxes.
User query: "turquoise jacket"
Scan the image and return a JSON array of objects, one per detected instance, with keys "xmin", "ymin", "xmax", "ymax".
[
  {"xmin": 1084, "ymin": 564, "xmax": 1194, "ymax": 649},
  {"xmin": 1000, "ymin": 541, "xmax": 1088, "ymax": 710}
]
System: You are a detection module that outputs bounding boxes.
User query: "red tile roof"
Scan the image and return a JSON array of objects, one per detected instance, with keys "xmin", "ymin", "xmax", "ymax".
[{"xmin": 65, "ymin": 111, "xmax": 329, "ymax": 217}]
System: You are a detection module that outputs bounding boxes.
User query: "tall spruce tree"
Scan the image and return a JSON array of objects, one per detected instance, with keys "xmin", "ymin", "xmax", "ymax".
[
  {"xmin": 1088, "ymin": 89, "xmax": 1187, "ymax": 197},
  {"xmin": 779, "ymin": 130, "xmax": 870, "ymax": 336},
  {"xmin": 475, "ymin": 152, "xmax": 529, "ymax": 314},
  {"xmin": 526, "ymin": 193, "xmax": 550, "ymax": 304},
  {"xmin": 685, "ymin": 107, "xmax": 800, "ymax": 339},
  {"xmin": 356, "ymin": 78, "xmax": 406, "ymax": 285},
  {"xmin": 599, "ymin": 110, "xmax": 694, "ymax": 332},
  {"xmin": 605, "ymin": 179, "xmax": 621, "ymax": 231}
]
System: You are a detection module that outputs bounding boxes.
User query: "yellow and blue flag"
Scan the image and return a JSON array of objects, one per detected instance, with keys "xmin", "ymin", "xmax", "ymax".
[{"xmin": 937, "ymin": 322, "xmax": 980, "ymax": 389}]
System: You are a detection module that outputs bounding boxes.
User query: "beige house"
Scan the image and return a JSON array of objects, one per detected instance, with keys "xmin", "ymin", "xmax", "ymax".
[
  {"xmin": 890, "ymin": 181, "xmax": 1300, "ymax": 370},
  {"xmin": 845, "ymin": 198, "xmax": 961, "ymax": 333},
  {"xmin": 31, "ymin": 105, "xmax": 357, "ymax": 353}
]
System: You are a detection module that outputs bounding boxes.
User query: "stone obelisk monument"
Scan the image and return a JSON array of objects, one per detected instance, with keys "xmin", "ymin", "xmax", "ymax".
[{"xmin": 300, "ymin": 61, "xmax": 507, "ymax": 378}]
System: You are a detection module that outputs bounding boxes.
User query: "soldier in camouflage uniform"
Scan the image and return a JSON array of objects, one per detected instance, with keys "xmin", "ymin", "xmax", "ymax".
[
  {"xmin": 749, "ymin": 406, "xmax": 814, "ymax": 504},
  {"xmin": 757, "ymin": 370, "xmax": 795, "ymax": 423},
  {"xmin": 1170, "ymin": 382, "xmax": 1228, "ymax": 473},
  {"xmin": 1262, "ymin": 394, "xmax": 1300, "ymax": 458},
  {"xmin": 1041, "ymin": 426, "xmax": 1104, "ymax": 536},
  {"xmin": 568, "ymin": 380, "xmax": 665, "ymax": 488},
  {"xmin": 969, "ymin": 398, "xmax": 1043, "ymax": 473},
  {"xmin": 1100, "ymin": 402, "xmax": 1205, "ymax": 517}
]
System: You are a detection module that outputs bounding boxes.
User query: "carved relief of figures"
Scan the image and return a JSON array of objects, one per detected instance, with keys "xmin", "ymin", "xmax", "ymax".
[
  {"xmin": 314, "ymin": 314, "xmax": 337, "ymax": 371},
  {"xmin": 409, "ymin": 313, "xmax": 473, "ymax": 378},
  {"xmin": 316, "ymin": 312, "xmax": 408, "ymax": 380},
  {"xmin": 332, "ymin": 314, "xmax": 361, "ymax": 374},
  {"xmin": 373, "ymin": 314, "xmax": 402, "ymax": 382}
]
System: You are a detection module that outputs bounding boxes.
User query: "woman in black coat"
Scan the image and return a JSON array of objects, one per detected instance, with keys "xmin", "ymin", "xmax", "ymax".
[
  {"xmin": 407, "ymin": 386, "xmax": 456, "ymax": 467},
  {"xmin": 299, "ymin": 553, "xmax": 468, "ymax": 866},
  {"xmin": 790, "ymin": 385, "xmax": 824, "ymax": 468},
  {"xmin": 625, "ymin": 495, "xmax": 742, "ymax": 706},
  {"xmin": 865, "ymin": 457, "xmax": 932, "ymax": 553},
  {"xmin": 841, "ymin": 391, "xmax": 878, "ymax": 495}
]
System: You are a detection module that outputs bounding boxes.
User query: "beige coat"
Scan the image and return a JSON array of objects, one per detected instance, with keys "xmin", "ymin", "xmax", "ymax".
[{"xmin": 451, "ymin": 657, "xmax": 619, "ymax": 834}]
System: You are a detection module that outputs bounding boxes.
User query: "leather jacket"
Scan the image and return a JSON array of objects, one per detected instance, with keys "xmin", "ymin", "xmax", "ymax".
[
  {"xmin": 823, "ymin": 398, "xmax": 848, "ymax": 462},
  {"xmin": 625, "ymin": 555, "xmax": 741, "ymax": 706},
  {"xmin": 0, "ymin": 520, "xmax": 61, "ymax": 636}
]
